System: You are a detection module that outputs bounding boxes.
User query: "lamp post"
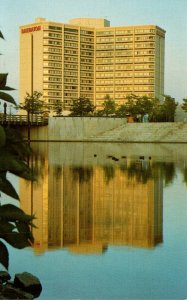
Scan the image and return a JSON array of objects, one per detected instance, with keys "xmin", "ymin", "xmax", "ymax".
[
  {"xmin": 27, "ymin": 109, "xmax": 31, "ymax": 144},
  {"xmin": 3, "ymin": 102, "xmax": 7, "ymax": 122}
]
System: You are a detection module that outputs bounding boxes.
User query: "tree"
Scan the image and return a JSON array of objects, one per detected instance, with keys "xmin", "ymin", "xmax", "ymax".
[
  {"xmin": 125, "ymin": 94, "xmax": 154, "ymax": 120},
  {"xmin": 19, "ymin": 91, "xmax": 45, "ymax": 116},
  {"xmin": 181, "ymin": 98, "xmax": 187, "ymax": 112},
  {"xmin": 161, "ymin": 95, "xmax": 178, "ymax": 122},
  {"xmin": 70, "ymin": 97, "xmax": 95, "ymax": 116},
  {"xmin": 116, "ymin": 104, "xmax": 127, "ymax": 117},
  {"xmin": 100, "ymin": 94, "xmax": 117, "ymax": 116},
  {"xmin": 19, "ymin": 91, "xmax": 46, "ymax": 142},
  {"xmin": 124, "ymin": 94, "xmax": 139, "ymax": 117},
  {"xmin": 53, "ymin": 100, "xmax": 63, "ymax": 116}
]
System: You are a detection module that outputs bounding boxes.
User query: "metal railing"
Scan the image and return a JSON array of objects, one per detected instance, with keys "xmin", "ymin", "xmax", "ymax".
[{"xmin": 0, "ymin": 114, "xmax": 48, "ymax": 126}]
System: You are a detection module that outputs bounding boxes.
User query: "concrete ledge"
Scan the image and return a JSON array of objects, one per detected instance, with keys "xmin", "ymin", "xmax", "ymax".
[{"xmin": 20, "ymin": 118, "xmax": 187, "ymax": 143}]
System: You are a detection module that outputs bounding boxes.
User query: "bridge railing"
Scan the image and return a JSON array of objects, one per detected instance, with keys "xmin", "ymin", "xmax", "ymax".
[{"xmin": 0, "ymin": 114, "xmax": 48, "ymax": 126}]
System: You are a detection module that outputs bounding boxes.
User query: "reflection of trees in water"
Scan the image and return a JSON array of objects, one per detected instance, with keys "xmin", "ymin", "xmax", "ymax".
[
  {"xmin": 182, "ymin": 165, "xmax": 187, "ymax": 186},
  {"xmin": 53, "ymin": 165, "xmax": 62, "ymax": 179},
  {"xmin": 72, "ymin": 167, "xmax": 93, "ymax": 183},
  {"xmin": 117, "ymin": 160, "xmax": 176, "ymax": 185},
  {"xmin": 154, "ymin": 162, "xmax": 176, "ymax": 186},
  {"xmin": 103, "ymin": 165, "xmax": 115, "ymax": 184},
  {"xmin": 126, "ymin": 160, "xmax": 153, "ymax": 184}
]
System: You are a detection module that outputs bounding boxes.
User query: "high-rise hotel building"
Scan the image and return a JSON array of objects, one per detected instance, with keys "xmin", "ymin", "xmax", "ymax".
[{"xmin": 20, "ymin": 17, "xmax": 165, "ymax": 110}]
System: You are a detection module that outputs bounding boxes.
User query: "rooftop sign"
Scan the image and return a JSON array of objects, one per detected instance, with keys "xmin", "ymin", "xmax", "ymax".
[{"xmin": 21, "ymin": 26, "xmax": 41, "ymax": 34}]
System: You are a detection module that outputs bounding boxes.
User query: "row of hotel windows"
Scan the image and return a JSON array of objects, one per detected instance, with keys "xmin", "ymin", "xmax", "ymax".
[
  {"xmin": 43, "ymin": 62, "xmax": 93, "ymax": 74},
  {"xmin": 96, "ymin": 72, "xmax": 154, "ymax": 78},
  {"xmin": 43, "ymin": 71, "xmax": 94, "ymax": 78},
  {"xmin": 43, "ymin": 41, "xmax": 155, "ymax": 49},
  {"xmin": 42, "ymin": 68, "xmax": 155, "ymax": 76},
  {"xmin": 64, "ymin": 57, "xmax": 93, "ymax": 63},
  {"xmin": 43, "ymin": 26, "xmax": 156, "ymax": 35},
  {"xmin": 43, "ymin": 79, "xmax": 154, "ymax": 88},
  {"xmin": 45, "ymin": 55, "xmax": 62, "ymax": 61},
  {"xmin": 44, "ymin": 70, "xmax": 62, "ymax": 75},
  {"xmin": 96, "ymin": 43, "xmax": 155, "ymax": 50},
  {"xmin": 64, "ymin": 44, "xmax": 93, "ymax": 50},
  {"xmin": 43, "ymin": 90, "xmax": 93, "ymax": 97},
  {"xmin": 43, "ymin": 31, "xmax": 155, "ymax": 42},
  {"xmin": 64, "ymin": 86, "xmax": 93, "ymax": 91},
  {"xmin": 44, "ymin": 26, "xmax": 93, "ymax": 36},
  {"xmin": 43, "ymin": 84, "xmax": 62, "ymax": 89},
  {"xmin": 43, "ymin": 62, "xmax": 62, "ymax": 68},
  {"xmin": 96, "ymin": 50, "xmax": 155, "ymax": 56},
  {"xmin": 63, "ymin": 71, "xmax": 93, "ymax": 77},
  {"xmin": 96, "ymin": 79, "xmax": 154, "ymax": 84},
  {"xmin": 95, "ymin": 93, "xmax": 154, "ymax": 99},
  {"xmin": 43, "ymin": 40, "xmax": 62, "ymax": 46},
  {"xmin": 96, "ymin": 86, "xmax": 154, "ymax": 91},
  {"xmin": 64, "ymin": 49, "xmax": 93, "ymax": 56},
  {"xmin": 96, "ymin": 29, "xmax": 155, "ymax": 35},
  {"xmin": 96, "ymin": 37, "xmax": 155, "ymax": 43},
  {"xmin": 43, "ymin": 32, "xmax": 62, "ymax": 39},
  {"xmin": 43, "ymin": 56, "xmax": 154, "ymax": 64},
  {"xmin": 96, "ymin": 65, "xmax": 154, "ymax": 71},
  {"xmin": 96, "ymin": 57, "xmax": 154, "ymax": 63},
  {"xmin": 43, "ymin": 47, "xmax": 154, "ymax": 56}
]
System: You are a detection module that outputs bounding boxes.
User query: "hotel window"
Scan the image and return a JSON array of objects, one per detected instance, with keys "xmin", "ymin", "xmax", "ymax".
[
  {"xmin": 48, "ymin": 84, "xmax": 62, "ymax": 89},
  {"xmin": 96, "ymin": 37, "xmax": 114, "ymax": 43},
  {"xmin": 80, "ymin": 30, "xmax": 93, "ymax": 35},
  {"xmin": 48, "ymin": 70, "xmax": 62, "ymax": 75},
  {"xmin": 96, "ymin": 31, "xmax": 114, "ymax": 36},
  {"xmin": 48, "ymin": 40, "xmax": 62, "ymax": 46},
  {"xmin": 48, "ymin": 47, "xmax": 62, "ymax": 53},
  {"xmin": 115, "ymin": 30, "xmax": 133, "ymax": 35},
  {"xmin": 48, "ymin": 55, "xmax": 62, "ymax": 60},
  {"xmin": 64, "ymin": 28, "xmax": 78, "ymax": 33},
  {"xmin": 48, "ymin": 26, "xmax": 62, "ymax": 31}
]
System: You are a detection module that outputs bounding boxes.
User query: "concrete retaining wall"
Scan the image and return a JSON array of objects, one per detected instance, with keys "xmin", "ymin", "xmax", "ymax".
[{"xmin": 21, "ymin": 117, "xmax": 187, "ymax": 143}]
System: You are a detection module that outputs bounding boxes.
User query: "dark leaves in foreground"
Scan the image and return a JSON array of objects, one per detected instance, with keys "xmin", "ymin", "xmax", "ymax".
[{"xmin": 0, "ymin": 204, "xmax": 36, "ymax": 269}]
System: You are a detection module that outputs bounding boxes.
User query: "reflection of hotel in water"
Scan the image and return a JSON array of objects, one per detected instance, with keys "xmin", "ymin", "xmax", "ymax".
[{"xmin": 20, "ymin": 159, "xmax": 163, "ymax": 254}]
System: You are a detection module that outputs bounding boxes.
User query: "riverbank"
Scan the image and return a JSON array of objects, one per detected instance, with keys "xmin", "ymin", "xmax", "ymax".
[{"xmin": 21, "ymin": 117, "xmax": 187, "ymax": 143}]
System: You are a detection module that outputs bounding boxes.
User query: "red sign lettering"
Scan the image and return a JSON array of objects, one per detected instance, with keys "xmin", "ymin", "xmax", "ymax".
[{"xmin": 21, "ymin": 26, "xmax": 41, "ymax": 34}]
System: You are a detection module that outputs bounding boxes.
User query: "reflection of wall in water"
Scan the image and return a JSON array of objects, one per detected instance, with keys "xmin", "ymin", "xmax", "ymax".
[
  {"xmin": 20, "ymin": 161, "xmax": 163, "ymax": 254},
  {"xmin": 20, "ymin": 156, "xmax": 49, "ymax": 254},
  {"xmin": 93, "ymin": 167, "xmax": 163, "ymax": 249},
  {"xmin": 48, "ymin": 167, "xmax": 94, "ymax": 249}
]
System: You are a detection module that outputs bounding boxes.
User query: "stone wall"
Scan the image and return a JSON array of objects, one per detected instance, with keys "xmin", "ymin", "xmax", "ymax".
[{"xmin": 21, "ymin": 117, "xmax": 187, "ymax": 143}]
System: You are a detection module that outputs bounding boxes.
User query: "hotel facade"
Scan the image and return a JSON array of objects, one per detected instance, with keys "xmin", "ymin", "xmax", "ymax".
[{"xmin": 20, "ymin": 17, "xmax": 165, "ymax": 110}]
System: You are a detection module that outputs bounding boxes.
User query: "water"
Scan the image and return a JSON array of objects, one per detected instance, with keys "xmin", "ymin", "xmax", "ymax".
[{"xmin": 6, "ymin": 143, "xmax": 187, "ymax": 299}]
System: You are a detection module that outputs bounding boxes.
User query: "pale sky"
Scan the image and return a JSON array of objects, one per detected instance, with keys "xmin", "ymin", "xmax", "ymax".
[{"xmin": 1, "ymin": 0, "xmax": 187, "ymax": 105}]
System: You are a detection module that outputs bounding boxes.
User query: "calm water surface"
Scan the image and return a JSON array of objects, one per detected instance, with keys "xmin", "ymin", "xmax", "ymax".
[{"xmin": 6, "ymin": 143, "xmax": 187, "ymax": 299}]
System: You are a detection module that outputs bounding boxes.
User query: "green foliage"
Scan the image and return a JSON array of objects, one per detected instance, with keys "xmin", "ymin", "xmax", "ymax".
[
  {"xmin": 0, "ymin": 31, "xmax": 4, "ymax": 40},
  {"xmin": 161, "ymin": 95, "xmax": 178, "ymax": 122},
  {"xmin": 124, "ymin": 94, "xmax": 154, "ymax": 119},
  {"xmin": 0, "ymin": 73, "xmax": 16, "ymax": 105},
  {"xmin": 181, "ymin": 98, "xmax": 187, "ymax": 113},
  {"xmin": 0, "ymin": 31, "xmax": 36, "ymax": 271},
  {"xmin": 19, "ymin": 91, "xmax": 46, "ymax": 115},
  {"xmin": 113, "ymin": 94, "xmax": 178, "ymax": 122},
  {"xmin": 0, "ymin": 126, "xmax": 36, "ymax": 269},
  {"xmin": 53, "ymin": 101, "xmax": 63, "ymax": 116},
  {"xmin": 100, "ymin": 94, "xmax": 117, "ymax": 116},
  {"xmin": 0, "ymin": 126, "xmax": 6, "ymax": 147},
  {"xmin": 70, "ymin": 97, "xmax": 95, "ymax": 116},
  {"xmin": 116, "ymin": 104, "xmax": 127, "ymax": 117}
]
